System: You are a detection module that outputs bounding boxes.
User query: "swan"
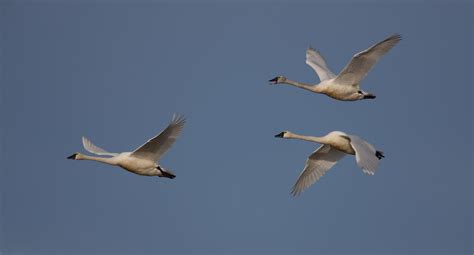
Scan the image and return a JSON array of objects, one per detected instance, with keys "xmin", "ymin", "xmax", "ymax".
[
  {"xmin": 274, "ymin": 130, "xmax": 384, "ymax": 196},
  {"xmin": 269, "ymin": 34, "xmax": 401, "ymax": 101},
  {"xmin": 67, "ymin": 114, "xmax": 185, "ymax": 178}
]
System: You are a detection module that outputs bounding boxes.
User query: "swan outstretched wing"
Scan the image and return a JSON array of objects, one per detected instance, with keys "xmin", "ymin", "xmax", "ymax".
[
  {"xmin": 291, "ymin": 145, "xmax": 345, "ymax": 196},
  {"xmin": 305, "ymin": 47, "xmax": 336, "ymax": 82},
  {"xmin": 82, "ymin": 137, "xmax": 118, "ymax": 156},
  {"xmin": 334, "ymin": 34, "xmax": 401, "ymax": 86},
  {"xmin": 131, "ymin": 114, "xmax": 185, "ymax": 162},
  {"xmin": 346, "ymin": 135, "xmax": 380, "ymax": 175}
]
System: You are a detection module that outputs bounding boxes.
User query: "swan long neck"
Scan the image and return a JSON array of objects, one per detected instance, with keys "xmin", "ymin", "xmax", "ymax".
[
  {"xmin": 78, "ymin": 154, "xmax": 118, "ymax": 166},
  {"xmin": 286, "ymin": 133, "xmax": 327, "ymax": 144},
  {"xmin": 282, "ymin": 79, "xmax": 321, "ymax": 93}
]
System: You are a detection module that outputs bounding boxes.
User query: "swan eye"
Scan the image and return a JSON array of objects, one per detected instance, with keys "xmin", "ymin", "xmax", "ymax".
[{"xmin": 357, "ymin": 90, "xmax": 363, "ymax": 94}]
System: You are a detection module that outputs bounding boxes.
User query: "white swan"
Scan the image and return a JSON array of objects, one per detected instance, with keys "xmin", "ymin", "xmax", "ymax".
[
  {"xmin": 67, "ymin": 114, "xmax": 186, "ymax": 178},
  {"xmin": 270, "ymin": 34, "xmax": 401, "ymax": 101},
  {"xmin": 274, "ymin": 130, "xmax": 384, "ymax": 196}
]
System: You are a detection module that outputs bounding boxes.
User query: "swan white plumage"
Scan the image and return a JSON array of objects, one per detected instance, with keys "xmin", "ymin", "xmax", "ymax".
[
  {"xmin": 270, "ymin": 34, "xmax": 401, "ymax": 101},
  {"xmin": 67, "ymin": 114, "xmax": 185, "ymax": 178},
  {"xmin": 274, "ymin": 130, "xmax": 384, "ymax": 196}
]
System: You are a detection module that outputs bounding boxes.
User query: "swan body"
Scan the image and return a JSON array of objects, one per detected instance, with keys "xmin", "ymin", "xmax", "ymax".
[
  {"xmin": 274, "ymin": 130, "xmax": 384, "ymax": 196},
  {"xmin": 270, "ymin": 34, "xmax": 401, "ymax": 101},
  {"xmin": 68, "ymin": 115, "xmax": 185, "ymax": 178}
]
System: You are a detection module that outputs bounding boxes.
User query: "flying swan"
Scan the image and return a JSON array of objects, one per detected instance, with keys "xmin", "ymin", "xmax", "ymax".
[
  {"xmin": 269, "ymin": 34, "xmax": 401, "ymax": 101},
  {"xmin": 274, "ymin": 130, "xmax": 384, "ymax": 196},
  {"xmin": 67, "ymin": 114, "xmax": 185, "ymax": 178}
]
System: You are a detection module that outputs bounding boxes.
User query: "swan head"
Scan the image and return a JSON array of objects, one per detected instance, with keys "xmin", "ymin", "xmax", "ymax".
[
  {"xmin": 269, "ymin": 76, "xmax": 286, "ymax": 84},
  {"xmin": 274, "ymin": 131, "xmax": 290, "ymax": 138},
  {"xmin": 67, "ymin": 153, "xmax": 78, "ymax": 160},
  {"xmin": 67, "ymin": 152, "xmax": 84, "ymax": 160}
]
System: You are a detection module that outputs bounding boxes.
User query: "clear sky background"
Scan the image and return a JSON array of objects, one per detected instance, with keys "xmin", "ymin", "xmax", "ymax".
[{"xmin": 1, "ymin": 1, "xmax": 472, "ymax": 255}]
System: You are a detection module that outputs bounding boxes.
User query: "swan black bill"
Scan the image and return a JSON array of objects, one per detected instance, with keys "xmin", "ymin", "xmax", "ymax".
[
  {"xmin": 363, "ymin": 94, "xmax": 376, "ymax": 99},
  {"xmin": 67, "ymin": 153, "xmax": 77, "ymax": 159},
  {"xmin": 269, "ymin": 77, "xmax": 278, "ymax": 84},
  {"xmin": 274, "ymin": 132, "xmax": 285, "ymax": 138}
]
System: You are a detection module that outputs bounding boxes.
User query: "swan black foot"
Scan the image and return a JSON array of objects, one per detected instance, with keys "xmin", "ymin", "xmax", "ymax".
[
  {"xmin": 161, "ymin": 171, "xmax": 176, "ymax": 179},
  {"xmin": 376, "ymin": 151, "xmax": 385, "ymax": 160}
]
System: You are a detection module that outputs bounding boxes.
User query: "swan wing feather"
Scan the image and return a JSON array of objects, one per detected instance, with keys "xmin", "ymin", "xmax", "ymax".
[
  {"xmin": 334, "ymin": 34, "xmax": 401, "ymax": 86},
  {"xmin": 291, "ymin": 144, "xmax": 345, "ymax": 196},
  {"xmin": 346, "ymin": 135, "xmax": 380, "ymax": 175},
  {"xmin": 305, "ymin": 47, "xmax": 336, "ymax": 82},
  {"xmin": 82, "ymin": 137, "xmax": 118, "ymax": 156},
  {"xmin": 131, "ymin": 114, "xmax": 185, "ymax": 162}
]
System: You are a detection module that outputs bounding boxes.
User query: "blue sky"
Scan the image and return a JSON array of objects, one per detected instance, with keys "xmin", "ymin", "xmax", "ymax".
[{"xmin": 1, "ymin": 2, "xmax": 472, "ymax": 255}]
